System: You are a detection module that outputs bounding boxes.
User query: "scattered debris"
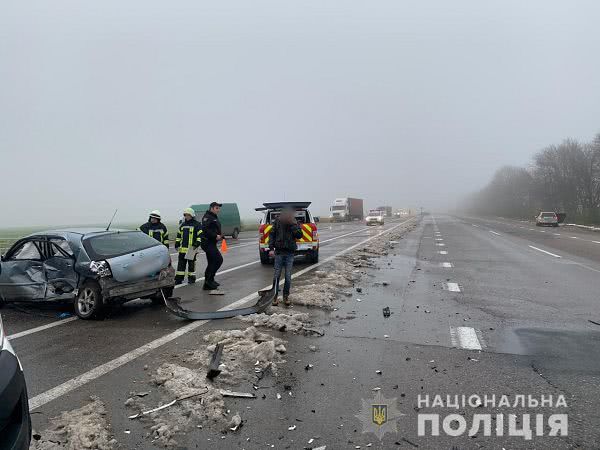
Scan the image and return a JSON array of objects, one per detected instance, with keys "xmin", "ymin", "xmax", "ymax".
[
  {"xmin": 589, "ymin": 319, "xmax": 600, "ymax": 326},
  {"xmin": 31, "ymin": 397, "xmax": 116, "ymax": 450},
  {"xmin": 288, "ymin": 425, "xmax": 297, "ymax": 431},
  {"xmin": 382, "ymin": 307, "xmax": 391, "ymax": 318},
  {"xmin": 239, "ymin": 311, "xmax": 311, "ymax": 333},
  {"xmin": 129, "ymin": 389, "xmax": 209, "ymax": 419},
  {"xmin": 220, "ymin": 390, "xmax": 256, "ymax": 399},
  {"xmin": 206, "ymin": 343, "xmax": 225, "ymax": 380},
  {"xmin": 229, "ymin": 414, "xmax": 242, "ymax": 431}
]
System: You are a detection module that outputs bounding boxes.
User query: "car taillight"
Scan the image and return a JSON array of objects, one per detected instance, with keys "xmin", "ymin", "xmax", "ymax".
[{"xmin": 90, "ymin": 260, "xmax": 112, "ymax": 278}]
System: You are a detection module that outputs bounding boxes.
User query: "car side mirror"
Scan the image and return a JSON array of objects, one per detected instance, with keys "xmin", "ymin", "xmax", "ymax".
[{"xmin": 314, "ymin": 217, "xmax": 320, "ymax": 223}]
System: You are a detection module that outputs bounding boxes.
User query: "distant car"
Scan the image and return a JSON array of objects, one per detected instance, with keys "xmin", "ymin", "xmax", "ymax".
[
  {"xmin": 0, "ymin": 314, "xmax": 31, "ymax": 449},
  {"xmin": 0, "ymin": 229, "xmax": 175, "ymax": 319},
  {"xmin": 256, "ymin": 202, "xmax": 320, "ymax": 264},
  {"xmin": 535, "ymin": 212, "xmax": 559, "ymax": 227},
  {"xmin": 366, "ymin": 210, "xmax": 385, "ymax": 226},
  {"xmin": 191, "ymin": 203, "xmax": 242, "ymax": 239}
]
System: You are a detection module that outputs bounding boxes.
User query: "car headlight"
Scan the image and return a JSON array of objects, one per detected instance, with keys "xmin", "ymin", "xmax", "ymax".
[{"xmin": 90, "ymin": 260, "xmax": 112, "ymax": 277}]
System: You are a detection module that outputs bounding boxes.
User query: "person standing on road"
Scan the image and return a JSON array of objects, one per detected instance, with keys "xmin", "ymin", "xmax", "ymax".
[
  {"xmin": 201, "ymin": 202, "xmax": 224, "ymax": 290},
  {"xmin": 269, "ymin": 206, "xmax": 303, "ymax": 306},
  {"xmin": 139, "ymin": 210, "xmax": 169, "ymax": 248},
  {"xmin": 174, "ymin": 208, "xmax": 203, "ymax": 285}
]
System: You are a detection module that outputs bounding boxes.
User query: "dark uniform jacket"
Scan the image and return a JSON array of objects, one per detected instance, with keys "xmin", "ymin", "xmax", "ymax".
[
  {"xmin": 139, "ymin": 221, "xmax": 169, "ymax": 247},
  {"xmin": 201, "ymin": 211, "xmax": 222, "ymax": 246},
  {"xmin": 269, "ymin": 219, "xmax": 303, "ymax": 254},
  {"xmin": 175, "ymin": 218, "xmax": 202, "ymax": 253}
]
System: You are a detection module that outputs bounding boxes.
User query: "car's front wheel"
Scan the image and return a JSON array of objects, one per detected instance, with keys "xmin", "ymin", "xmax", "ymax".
[
  {"xmin": 74, "ymin": 280, "xmax": 104, "ymax": 320},
  {"xmin": 232, "ymin": 228, "xmax": 240, "ymax": 239}
]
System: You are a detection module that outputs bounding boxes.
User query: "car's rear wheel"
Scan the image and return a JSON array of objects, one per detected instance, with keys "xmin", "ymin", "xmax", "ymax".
[
  {"xmin": 232, "ymin": 228, "xmax": 240, "ymax": 239},
  {"xmin": 74, "ymin": 280, "xmax": 104, "ymax": 320}
]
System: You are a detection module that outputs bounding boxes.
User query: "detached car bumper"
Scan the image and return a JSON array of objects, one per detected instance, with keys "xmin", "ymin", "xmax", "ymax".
[
  {"xmin": 98, "ymin": 267, "xmax": 175, "ymax": 300},
  {"xmin": 0, "ymin": 349, "xmax": 31, "ymax": 450}
]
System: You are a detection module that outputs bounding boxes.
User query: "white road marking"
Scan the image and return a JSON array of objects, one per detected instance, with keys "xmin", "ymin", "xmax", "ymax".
[
  {"xmin": 553, "ymin": 233, "xmax": 561, "ymax": 236},
  {"xmin": 435, "ymin": 238, "xmax": 443, "ymax": 241},
  {"xmin": 28, "ymin": 218, "xmax": 415, "ymax": 411},
  {"xmin": 570, "ymin": 236, "xmax": 578, "ymax": 239},
  {"xmin": 529, "ymin": 228, "xmax": 534, "ymax": 231},
  {"xmin": 436, "ymin": 243, "xmax": 446, "ymax": 247},
  {"xmin": 489, "ymin": 230, "xmax": 500, "ymax": 236},
  {"xmin": 539, "ymin": 230, "xmax": 545, "ymax": 233},
  {"xmin": 438, "ymin": 250, "xmax": 448, "ymax": 255},
  {"xmin": 450, "ymin": 327, "xmax": 483, "ymax": 350},
  {"xmin": 472, "ymin": 224, "xmax": 479, "ymax": 227},
  {"xmin": 593, "ymin": 241, "xmax": 600, "ymax": 244},
  {"xmin": 445, "ymin": 282, "xmax": 461, "ymax": 292},
  {"xmin": 440, "ymin": 262, "xmax": 453, "ymax": 268},
  {"xmin": 7, "ymin": 317, "xmax": 79, "ymax": 341},
  {"xmin": 528, "ymin": 245, "xmax": 561, "ymax": 258}
]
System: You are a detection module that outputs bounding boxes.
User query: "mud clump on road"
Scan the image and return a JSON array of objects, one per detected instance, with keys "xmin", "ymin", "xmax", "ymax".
[
  {"xmin": 239, "ymin": 310, "xmax": 311, "ymax": 333},
  {"xmin": 31, "ymin": 397, "xmax": 116, "ymax": 450},
  {"xmin": 126, "ymin": 326, "xmax": 287, "ymax": 447}
]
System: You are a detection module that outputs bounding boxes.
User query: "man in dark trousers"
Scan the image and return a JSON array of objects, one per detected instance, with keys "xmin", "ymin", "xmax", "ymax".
[
  {"xmin": 269, "ymin": 206, "xmax": 303, "ymax": 306},
  {"xmin": 201, "ymin": 202, "xmax": 224, "ymax": 290},
  {"xmin": 139, "ymin": 210, "xmax": 169, "ymax": 248},
  {"xmin": 174, "ymin": 208, "xmax": 203, "ymax": 285}
]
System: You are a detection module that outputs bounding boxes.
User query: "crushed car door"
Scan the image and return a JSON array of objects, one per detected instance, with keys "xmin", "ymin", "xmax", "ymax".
[
  {"xmin": 0, "ymin": 239, "xmax": 47, "ymax": 302},
  {"xmin": 43, "ymin": 238, "xmax": 79, "ymax": 299}
]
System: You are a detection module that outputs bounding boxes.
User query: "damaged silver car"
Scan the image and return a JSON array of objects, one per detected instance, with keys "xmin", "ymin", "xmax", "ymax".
[{"xmin": 0, "ymin": 229, "xmax": 175, "ymax": 319}]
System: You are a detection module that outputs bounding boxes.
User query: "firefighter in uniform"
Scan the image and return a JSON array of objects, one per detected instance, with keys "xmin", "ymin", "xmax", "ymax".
[
  {"xmin": 174, "ymin": 208, "xmax": 203, "ymax": 285},
  {"xmin": 139, "ymin": 210, "xmax": 169, "ymax": 247},
  {"xmin": 201, "ymin": 202, "xmax": 224, "ymax": 290}
]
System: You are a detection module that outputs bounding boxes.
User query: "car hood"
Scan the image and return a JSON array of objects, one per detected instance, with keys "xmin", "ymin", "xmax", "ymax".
[{"xmin": 106, "ymin": 245, "xmax": 170, "ymax": 283}]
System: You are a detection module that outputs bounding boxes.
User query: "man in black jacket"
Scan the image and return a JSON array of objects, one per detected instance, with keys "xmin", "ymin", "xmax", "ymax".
[
  {"xmin": 201, "ymin": 202, "xmax": 224, "ymax": 290},
  {"xmin": 269, "ymin": 207, "xmax": 303, "ymax": 306},
  {"xmin": 139, "ymin": 210, "xmax": 169, "ymax": 248}
]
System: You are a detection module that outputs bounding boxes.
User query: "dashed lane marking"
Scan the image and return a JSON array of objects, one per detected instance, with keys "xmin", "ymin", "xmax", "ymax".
[
  {"xmin": 440, "ymin": 262, "xmax": 453, "ymax": 268},
  {"xmin": 438, "ymin": 250, "xmax": 448, "ymax": 255},
  {"xmin": 445, "ymin": 282, "xmax": 461, "ymax": 292},
  {"xmin": 489, "ymin": 230, "xmax": 500, "ymax": 236},
  {"xmin": 450, "ymin": 327, "xmax": 483, "ymax": 350},
  {"xmin": 528, "ymin": 245, "xmax": 561, "ymax": 258}
]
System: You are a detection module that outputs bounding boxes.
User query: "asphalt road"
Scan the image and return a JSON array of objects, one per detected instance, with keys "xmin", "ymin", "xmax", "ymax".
[{"xmin": 4, "ymin": 214, "xmax": 600, "ymax": 449}]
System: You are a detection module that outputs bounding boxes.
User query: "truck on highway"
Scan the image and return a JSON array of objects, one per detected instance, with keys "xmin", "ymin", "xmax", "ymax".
[
  {"xmin": 377, "ymin": 206, "xmax": 393, "ymax": 218},
  {"xmin": 329, "ymin": 197, "xmax": 364, "ymax": 222}
]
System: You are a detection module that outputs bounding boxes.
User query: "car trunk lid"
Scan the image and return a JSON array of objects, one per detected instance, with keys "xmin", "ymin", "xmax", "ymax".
[{"xmin": 106, "ymin": 245, "xmax": 170, "ymax": 283}]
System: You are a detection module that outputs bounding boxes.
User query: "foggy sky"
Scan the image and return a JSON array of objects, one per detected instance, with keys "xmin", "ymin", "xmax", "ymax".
[{"xmin": 2, "ymin": 1, "xmax": 599, "ymax": 227}]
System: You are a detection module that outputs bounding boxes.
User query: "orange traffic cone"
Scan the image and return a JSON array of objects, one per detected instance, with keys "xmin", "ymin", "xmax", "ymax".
[{"xmin": 220, "ymin": 238, "xmax": 228, "ymax": 253}]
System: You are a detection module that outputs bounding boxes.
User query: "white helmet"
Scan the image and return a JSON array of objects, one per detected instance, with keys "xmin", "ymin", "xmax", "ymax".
[{"xmin": 149, "ymin": 210, "xmax": 161, "ymax": 220}]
